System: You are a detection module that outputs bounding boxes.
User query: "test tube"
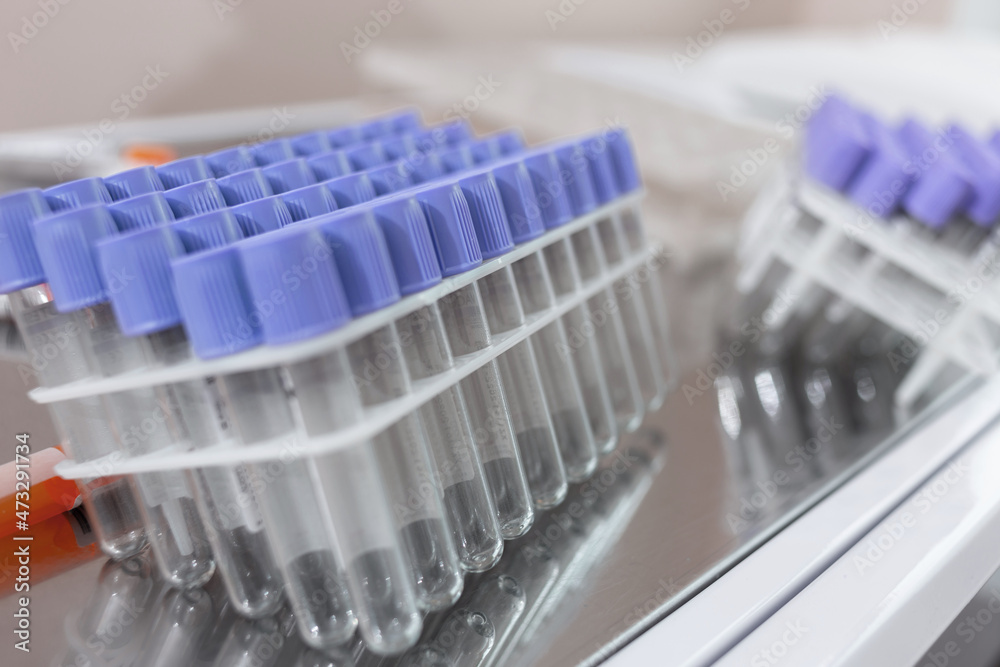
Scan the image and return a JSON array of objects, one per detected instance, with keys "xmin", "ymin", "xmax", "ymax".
[
  {"xmin": 480, "ymin": 163, "xmax": 604, "ymax": 478},
  {"xmin": 95, "ymin": 219, "xmax": 284, "ymax": 610},
  {"xmin": 0, "ymin": 189, "xmax": 146, "ymax": 559},
  {"xmin": 301, "ymin": 214, "xmax": 465, "ymax": 609},
  {"xmin": 233, "ymin": 228, "xmax": 424, "ymax": 651},
  {"xmin": 525, "ymin": 151, "xmax": 646, "ymax": 435},
  {"xmin": 595, "ymin": 130, "xmax": 679, "ymax": 390},
  {"xmin": 330, "ymin": 206, "xmax": 503, "ymax": 572},
  {"xmin": 557, "ymin": 142, "xmax": 668, "ymax": 410},
  {"xmin": 416, "ymin": 182, "xmax": 568, "ymax": 510},
  {"xmin": 34, "ymin": 200, "xmax": 198, "ymax": 588},
  {"xmin": 372, "ymin": 195, "xmax": 533, "ymax": 540}
]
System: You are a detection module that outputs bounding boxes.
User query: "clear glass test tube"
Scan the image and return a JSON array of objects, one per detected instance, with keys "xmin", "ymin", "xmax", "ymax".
[
  {"xmin": 436, "ymin": 284, "xmax": 535, "ymax": 539},
  {"xmin": 346, "ymin": 323, "xmax": 465, "ymax": 611},
  {"xmin": 96, "ymin": 224, "xmax": 284, "ymax": 601},
  {"xmin": 540, "ymin": 238, "xmax": 619, "ymax": 455},
  {"xmin": 395, "ymin": 303, "xmax": 504, "ymax": 572},
  {"xmin": 565, "ymin": 248, "xmax": 646, "ymax": 437},
  {"xmin": 510, "ymin": 252, "xmax": 601, "ymax": 480},
  {"xmin": 0, "ymin": 189, "xmax": 147, "ymax": 559},
  {"xmin": 477, "ymin": 266, "xmax": 569, "ymax": 508},
  {"xmin": 593, "ymin": 215, "xmax": 668, "ymax": 409}
]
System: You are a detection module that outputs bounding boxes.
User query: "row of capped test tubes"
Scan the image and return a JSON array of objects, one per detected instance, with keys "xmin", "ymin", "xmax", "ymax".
[{"xmin": 0, "ymin": 110, "xmax": 674, "ymax": 654}]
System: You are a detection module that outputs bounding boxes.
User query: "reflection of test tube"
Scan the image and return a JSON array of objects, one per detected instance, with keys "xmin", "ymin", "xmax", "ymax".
[
  {"xmin": 213, "ymin": 607, "xmax": 298, "ymax": 667},
  {"xmin": 485, "ymin": 162, "xmax": 604, "ymax": 478},
  {"xmin": 234, "ymin": 227, "xmax": 425, "ymax": 651},
  {"xmin": 382, "ymin": 191, "xmax": 533, "ymax": 539},
  {"xmin": 557, "ymin": 142, "xmax": 667, "ymax": 410},
  {"xmin": 95, "ymin": 218, "xmax": 283, "ymax": 609},
  {"xmin": 401, "ymin": 607, "xmax": 496, "ymax": 666},
  {"xmin": 416, "ymin": 182, "xmax": 568, "ymax": 510},
  {"xmin": 0, "ymin": 189, "xmax": 147, "ymax": 560},
  {"xmin": 75, "ymin": 552, "xmax": 162, "ymax": 660},
  {"xmin": 141, "ymin": 586, "xmax": 216, "ymax": 667},
  {"xmin": 462, "ymin": 573, "xmax": 527, "ymax": 659},
  {"xmin": 301, "ymin": 214, "xmax": 465, "ymax": 609},
  {"xmin": 347, "ymin": 203, "xmax": 504, "ymax": 571}
]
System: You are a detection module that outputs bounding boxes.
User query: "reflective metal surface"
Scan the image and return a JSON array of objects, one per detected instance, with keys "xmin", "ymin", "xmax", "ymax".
[{"xmin": 0, "ymin": 249, "xmax": 966, "ymax": 667}]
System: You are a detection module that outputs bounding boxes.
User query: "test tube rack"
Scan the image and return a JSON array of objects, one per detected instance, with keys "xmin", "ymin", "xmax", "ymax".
[
  {"xmin": 736, "ymin": 167, "xmax": 1000, "ymax": 414},
  {"xmin": 37, "ymin": 191, "xmax": 661, "ymax": 478}
]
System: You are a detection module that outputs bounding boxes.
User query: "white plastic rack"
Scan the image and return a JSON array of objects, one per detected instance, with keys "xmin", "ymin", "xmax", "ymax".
[
  {"xmin": 737, "ymin": 169, "xmax": 1000, "ymax": 414},
  {"xmin": 42, "ymin": 192, "xmax": 660, "ymax": 479}
]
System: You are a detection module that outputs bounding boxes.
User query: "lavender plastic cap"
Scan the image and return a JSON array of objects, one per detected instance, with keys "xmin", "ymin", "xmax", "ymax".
[
  {"xmin": 524, "ymin": 150, "xmax": 573, "ymax": 229},
  {"xmin": 324, "ymin": 172, "xmax": 376, "ymax": 209},
  {"xmin": 345, "ymin": 143, "xmax": 387, "ymax": 171},
  {"xmin": 172, "ymin": 246, "xmax": 262, "ymax": 358},
  {"xmin": 360, "ymin": 110, "xmax": 421, "ymax": 140},
  {"xmin": 280, "ymin": 183, "xmax": 337, "ymax": 222},
  {"xmin": 371, "ymin": 197, "xmax": 442, "ymax": 295},
  {"xmin": 156, "ymin": 156, "xmax": 213, "ymax": 189},
  {"xmin": 605, "ymin": 128, "xmax": 642, "ymax": 192},
  {"xmin": 307, "ymin": 151, "xmax": 353, "ymax": 182},
  {"xmin": 459, "ymin": 172, "xmax": 516, "ymax": 258},
  {"xmin": 845, "ymin": 115, "xmax": 912, "ymax": 218},
  {"xmin": 439, "ymin": 145, "xmax": 476, "ymax": 173},
  {"xmin": 493, "ymin": 129, "xmax": 525, "ymax": 156},
  {"xmin": 367, "ymin": 162, "xmax": 411, "ymax": 196},
  {"xmin": 108, "ymin": 192, "xmax": 175, "ymax": 231},
  {"xmin": 949, "ymin": 124, "xmax": 1000, "ymax": 226},
  {"xmin": 898, "ymin": 119, "xmax": 973, "ymax": 229},
  {"xmin": 163, "ymin": 180, "xmax": 226, "ymax": 219},
  {"xmin": 0, "ymin": 189, "xmax": 50, "ymax": 293},
  {"xmin": 32, "ymin": 205, "xmax": 118, "ymax": 311},
  {"xmin": 471, "ymin": 139, "xmax": 502, "ymax": 165},
  {"xmin": 410, "ymin": 152, "xmax": 445, "ymax": 184},
  {"xmin": 804, "ymin": 96, "xmax": 872, "ymax": 191},
  {"xmin": 96, "ymin": 226, "xmax": 184, "ymax": 336},
  {"xmin": 554, "ymin": 143, "xmax": 598, "ymax": 215},
  {"xmin": 581, "ymin": 137, "xmax": 621, "ymax": 205},
  {"xmin": 262, "ymin": 158, "xmax": 317, "ymax": 194},
  {"xmin": 103, "ymin": 166, "xmax": 165, "ymax": 201},
  {"xmin": 378, "ymin": 134, "xmax": 418, "ymax": 161},
  {"xmin": 416, "ymin": 182, "xmax": 483, "ymax": 275},
  {"xmin": 217, "ymin": 168, "xmax": 274, "ymax": 205},
  {"xmin": 171, "ymin": 209, "xmax": 244, "ymax": 253},
  {"xmin": 238, "ymin": 226, "xmax": 351, "ymax": 344},
  {"xmin": 207, "ymin": 146, "xmax": 256, "ymax": 177},
  {"xmin": 230, "ymin": 196, "xmax": 294, "ymax": 237},
  {"xmin": 44, "ymin": 178, "xmax": 112, "ymax": 211},
  {"xmin": 327, "ymin": 125, "xmax": 363, "ymax": 149},
  {"xmin": 250, "ymin": 138, "xmax": 296, "ymax": 166},
  {"xmin": 312, "ymin": 210, "xmax": 401, "ymax": 315},
  {"xmin": 491, "ymin": 161, "xmax": 545, "ymax": 243},
  {"xmin": 291, "ymin": 131, "xmax": 334, "ymax": 156},
  {"xmin": 989, "ymin": 130, "xmax": 1000, "ymax": 158}
]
